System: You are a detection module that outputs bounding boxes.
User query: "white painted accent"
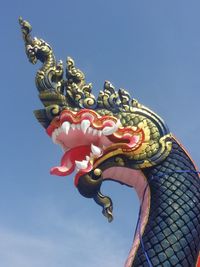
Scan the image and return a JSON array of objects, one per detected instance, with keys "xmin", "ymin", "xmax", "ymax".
[
  {"xmin": 116, "ymin": 119, "xmax": 121, "ymax": 127},
  {"xmin": 102, "ymin": 120, "xmax": 121, "ymax": 136},
  {"xmin": 86, "ymin": 156, "xmax": 90, "ymax": 161}
]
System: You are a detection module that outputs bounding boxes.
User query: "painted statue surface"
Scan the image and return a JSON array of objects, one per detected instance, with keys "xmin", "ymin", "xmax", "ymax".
[{"xmin": 19, "ymin": 18, "xmax": 200, "ymax": 267}]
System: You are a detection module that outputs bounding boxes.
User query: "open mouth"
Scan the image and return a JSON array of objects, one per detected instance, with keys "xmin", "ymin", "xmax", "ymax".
[{"xmin": 46, "ymin": 109, "xmax": 144, "ymax": 186}]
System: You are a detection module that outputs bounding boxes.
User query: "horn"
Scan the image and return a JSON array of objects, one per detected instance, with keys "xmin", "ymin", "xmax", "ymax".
[{"xmin": 19, "ymin": 17, "xmax": 66, "ymax": 127}]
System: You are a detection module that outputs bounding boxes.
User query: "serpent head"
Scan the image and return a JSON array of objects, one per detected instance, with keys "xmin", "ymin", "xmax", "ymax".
[{"xmin": 20, "ymin": 18, "xmax": 172, "ymax": 222}]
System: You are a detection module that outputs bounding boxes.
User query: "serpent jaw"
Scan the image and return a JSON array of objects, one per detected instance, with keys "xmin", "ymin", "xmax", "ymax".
[{"xmin": 46, "ymin": 109, "xmax": 143, "ymax": 186}]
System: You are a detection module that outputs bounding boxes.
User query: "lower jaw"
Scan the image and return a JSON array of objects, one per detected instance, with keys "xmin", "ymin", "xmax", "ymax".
[
  {"xmin": 50, "ymin": 145, "xmax": 92, "ymax": 177},
  {"xmin": 50, "ymin": 136, "xmax": 142, "ymax": 187},
  {"xmin": 50, "ymin": 144, "xmax": 110, "ymax": 186}
]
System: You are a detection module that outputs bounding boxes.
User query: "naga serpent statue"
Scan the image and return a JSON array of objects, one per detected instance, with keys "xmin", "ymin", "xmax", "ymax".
[{"xmin": 19, "ymin": 18, "xmax": 200, "ymax": 267}]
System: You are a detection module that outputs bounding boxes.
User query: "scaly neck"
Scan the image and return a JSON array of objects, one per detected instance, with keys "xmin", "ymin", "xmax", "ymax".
[{"xmin": 102, "ymin": 138, "xmax": 200, "ymax": 267}]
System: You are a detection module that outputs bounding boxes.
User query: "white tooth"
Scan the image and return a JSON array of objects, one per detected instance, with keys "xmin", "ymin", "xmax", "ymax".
[
  {"xmin": 88, "ymin": 127, "xmax": 93, "ymax": 134},
  {"xmin": 91, "ymin": 144, "xmax": 102, "ymax": 156},
  {"xmin": 92, "ymin": 129, "xmax": 98, "ymax": 135},
  {"xmin": 86, "ymin": 156, "xmax": 90, "ymax": 161},
  {"xmin": 76, "ymin": 124, "xmax": 81, "ymax": 130},
  {"xmin": 57, "ymin": 127, "xmax": 62, "ymax": 134},
  {"xmin": 98, "ymin": 130, "xmax": 102, "ymax": 136},
  {"xmin": 75, "ymin": 160, "xmax": 88, "ymax": 170},
  {"xmin": 71, "ymin": 124, "xmax": 75, "ymax": 130},
  {"xmin": 54, "ymin": 129, "xmax": 59, "ymax": 136},
  {"xmin": 61, "ymin": 121, "xmax": 70, "ymax": 135},
  {"xmin": 52, "ymin": 131, "xmax": 59, "ymax": 144},
  {"xmin": 81, "ymin": 120, "xmax": 91, "ymax": 134}
]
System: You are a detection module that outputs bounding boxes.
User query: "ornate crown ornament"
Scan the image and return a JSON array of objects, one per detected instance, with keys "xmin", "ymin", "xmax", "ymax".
[{"xmin": 19, "ymin": 17, "xmax": 145, "ymax": 128}]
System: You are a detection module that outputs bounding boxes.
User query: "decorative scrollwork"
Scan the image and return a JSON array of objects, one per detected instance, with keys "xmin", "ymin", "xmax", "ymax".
[
  {"xmin": 45, "ymin": 105, "xmax": 61, "ymax": 120},
  {"xmin": 65, "ymin": 57, "xmax": 97, "ymax": 109},
  {"xmin": 19, "ymin": 18, "xmax": 171, "ymax": 160},
  {"xmin": 94, "ymin": 191, "xmax": 113, "ymax": 222},
  {"xmin": 97, "ymin": 81, "xmax": 120, "ymax": 111},
  {"xmin": 66, "ymin": 57, "xmax": 85, "ymax": 87},
  {"xmin": 19, "ymin": 17, "xmax": 64, "ymax": 96},
  {"xmin": 19, "ymin": 18, "xmax": 142, "ymax": 113}
]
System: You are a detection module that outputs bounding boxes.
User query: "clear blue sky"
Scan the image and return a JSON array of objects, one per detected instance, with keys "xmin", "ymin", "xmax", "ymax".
[{"xmin": 1, "ymin": 1, "xmax": 200, "ymax": 266}]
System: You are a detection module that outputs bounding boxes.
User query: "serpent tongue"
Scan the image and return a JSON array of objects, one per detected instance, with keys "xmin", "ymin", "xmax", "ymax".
[{"xmin": 50, "ymin": 145, "xmax": 91, "ymax": 176}]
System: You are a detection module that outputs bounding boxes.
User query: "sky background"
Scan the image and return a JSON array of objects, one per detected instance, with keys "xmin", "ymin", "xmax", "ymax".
[{"xmin": 1, "ymin": 0, "xmax": 200, "ymax": 266}]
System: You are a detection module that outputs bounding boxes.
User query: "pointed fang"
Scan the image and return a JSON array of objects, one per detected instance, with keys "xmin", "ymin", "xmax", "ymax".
[
  {"xmin": 91, "ymin": 144, "xmax": 102, "ymax": 156},
  {"xmin": 81, "ymin": 120, "xmax": 91, "ymax": 134},
  {"xmin": 75, "ymin": 160, "xmax": 88, "ymax": 170},
  {"xmin": 61, "ymin": 121, "xmax": 70, "ymax": 135}
]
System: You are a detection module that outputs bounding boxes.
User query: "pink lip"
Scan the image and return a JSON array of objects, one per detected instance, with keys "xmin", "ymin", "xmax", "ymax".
[{"xmin": 50, "ymin": 145, "xmax": 91, "ymax": 176}]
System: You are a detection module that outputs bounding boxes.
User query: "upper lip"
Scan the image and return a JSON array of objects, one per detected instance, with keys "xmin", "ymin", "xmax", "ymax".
[{"xmin": 46, "ymin": 109, "xmax": 120, "ymax": 136}]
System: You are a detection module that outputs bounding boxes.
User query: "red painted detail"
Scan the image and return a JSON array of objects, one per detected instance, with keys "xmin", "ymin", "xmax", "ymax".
[
  {"xmin": 60, "ymin": 112, "xmax": 76, "ymax": 124},
  {"xmin": 121, "ymin": 130, "xmax": 144, "ymax": 149},
  {"xmin": 108, "ymin": 128, "xmax": 145, "ymax": 150},
  {"xmin": 46, "ymin": 109, "xmax": 119, "ymax": 136},
  {"xmin": 46, "ymin": 124, "xmax": 55, "ymax": 136},
  {"xmin": 46, "ymin": 117, "xmax": 60, "ymax": 136}
]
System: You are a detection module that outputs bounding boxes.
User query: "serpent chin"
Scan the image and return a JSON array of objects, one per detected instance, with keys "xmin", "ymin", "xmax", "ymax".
[{"xmin": 20, "ymin": 17, "xmax": 200, "ymax": 267}]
